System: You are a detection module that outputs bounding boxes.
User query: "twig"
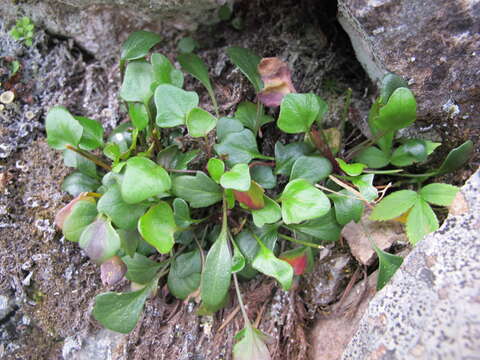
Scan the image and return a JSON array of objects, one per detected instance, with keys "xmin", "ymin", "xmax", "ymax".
[
  {"xmin": 249, "ymin": 161, "xmax": 275, "ymax": 168},
  {"xmin": 328, "ymin": 175, "xmax": 372, "ymax": 207},
  {"xmin": 65, "ymin": 145, "xmax": 112, "ymax": 171},
  {"xmin": 278, "ymin": 232, "xmax": 324, "ymax": 249}
]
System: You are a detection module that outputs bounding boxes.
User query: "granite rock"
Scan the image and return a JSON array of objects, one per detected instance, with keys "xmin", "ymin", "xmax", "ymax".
[
  {"xmin": 342, "ymin": 169, "xmax": 480, "ymax": 359},
  {"xmin": 338, "ymin": 0, "xmax": 480, "ymax": 124}
]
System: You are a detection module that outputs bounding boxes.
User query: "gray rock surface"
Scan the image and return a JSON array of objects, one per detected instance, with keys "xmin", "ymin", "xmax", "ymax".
[
  {"xmin": 0, "ymin": 0, "xmax": 229, "ymax": 55},
  {"xmin": 338, "ymin": 0, "xmax": 480, "ymax": 123},
  {"xmin": 62, "ymin": 329, "xmax": 126, "ymax": 360},
  {"xmin": 342, "ymin": 169, "xmax": 480, "ymax": 359}
]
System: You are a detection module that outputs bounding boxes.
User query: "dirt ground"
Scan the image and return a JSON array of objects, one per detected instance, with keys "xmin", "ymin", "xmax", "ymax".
[{"xmin": 0, "ymin": 0, "xmax": 477, "ymax": 359}]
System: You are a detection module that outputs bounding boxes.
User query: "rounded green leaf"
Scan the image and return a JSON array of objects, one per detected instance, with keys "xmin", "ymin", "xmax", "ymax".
[
  {"xmin": 274, "ymin": 141, "xmax": 313, "ymax": 175},
  {"xmin": 390, "ymin": 139, "xmax": 428, "ymax": 167},
  {"xmin": 280, "ymin": 179, "xmax": 331, "ymax": 224},
  {"xmin": 214, "ymin": 129, "xmax": 265, "ymax": 165},
  {"xmin": 186, "ymin": 108, "xmax": 217, "ymax": 138},
  {"xmin": 220, "ymin": 163, "xmax": 251, "ymax": 191},
  {"xmin": 406, "ymin": 199, "xmax": 439, "ymax": 245},
  {"xmin": 168, "ymin": 250, "xmax": 202, "ymax": 300},
  {"xmin": 75, "ymin": 116, "xmax": 104, "ymax": 150},
  {"xmin": 379, "ymin": 73, "xmax": 408, "ymax": 104},
  {"xmin": 151, "ymin": 53, "xmax": 184, "ymax": 88},
  {"xmin": 46, "ymin": 106, "xmax": 83, "ymax": 150},
  {"xmin": 235, "ymin": 101, "xmax": 273, "ymax": 135},
  {"xmin": 252, "ymin": 196, "xmax": 281, "ymax": 228},
  {"xmin": 331, "ymin": 189, "xmax": 364, "ymax": 225},
  {"xmin": 138, "ymin": 202, "xmax": 176, "ymax": 254},
  {"xmin": 121, "ymin": 156, "xmax": 171, "ymax": 204},
  {"xmin": 62, "ymin": 198, "xmax": 98, "ymax": 242},
  {"xmin": 177, "ymin": 37, "xmax": 197, "ymax": 54},
  {"xmin": 154, "ymin": 84, "xmax": 199, "ymax": 127},
  {"xmin": 207, "ymin": 158, "xmax": 225, "ymax": 183},
  {"xmin": 370, "ymin": 190, "xmax": 418, "ymax": 221},
  {"xmin": 278, "ymin": 93, "xmax": 322, "ymax": 134},
  {"xmin": 336, "ymin": 158, "xmax": 365, "ymax": 176},
  {"xmin": 79, "ymin": 216, "xmax": 121, "ymax": 264},
  {"xmin": 120, "ymin": 31, "xmax": 161, "ymax": 61},
  {"xmin": 171, "ymin": 172, "xmax": 222, "ymax": 208},
  {"xmin": 290, "ymin": 155, "xmax": 332, "ymax": 183},
  {"xmin": 353, "ymin": 146, "xmax": 390, "ymax": 169},
  {"xmin": 376, "ymin": 87, "xmax": 416, "ymax": 132},
  {"xmin": 97, "ymin": 184, "xmax": 148, "ymax": 230},
  {"xmin": 419, "ymin": 183, "xmax": 459, "ymax": 206},
  {"xmin": 123, "ymin": 253, "xmax": 162, "ymax": 284},
  {"xmin": 226, "ymin": 47, "xmax": 263, "ymax": 93},
  {"xmin": 61, "ymin": 172, "xmax": 100, "ymax": 196},
  {"xmin": 128, "ymin": 103, "xmax": 149, "ymax": 131},
  {"xmin": 120, "ymin": 61, "xmax": 154, "ymax": 103},
  {"xmin": 251, "ymin": 165, "xmax": 276, "ymax": 189},
  {"xmin": 216, "ymin": 117, "xmax": 244, "ymax": 141}
]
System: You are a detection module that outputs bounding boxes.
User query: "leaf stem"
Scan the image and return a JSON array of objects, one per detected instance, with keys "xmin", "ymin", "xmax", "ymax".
[
  {"xmin": 65, "ymin": 145, "xmax": 112, "ymax": 171},
  {"xmin": 278, "ymin": 232, "xmax": 324, "ymax": 249},
  {"xmin": 233, "ymin": 272, "xmax": 251, "ymax": 326},
  {"xmin": 165, "ymin": 168, "xmax": 198, "ymax": 174}
]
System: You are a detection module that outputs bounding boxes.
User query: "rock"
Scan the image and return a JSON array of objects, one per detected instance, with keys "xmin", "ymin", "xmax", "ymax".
[
  {"xmin": 0, "ymin": 294, "xmax": 13, "ymax": 321},
  {"xmin": 338, "ymin": 0, "xmax": 480, "ymax": 123},
  {"xmin": 342, "ymin": 169, "xmax": 480, "ymax": 359},
  {"xmin": 342, "ymin": 212, "xmax": 407, "ymax": 266},
  {"xmin": 0, "ymin": 0, "xmax": 229, "ymax": 56},
  {"xmin": 310, "ymin": 272, "xmax": 378, "ymax": 360},
  {"xmin": 62, "ymin": 329, "xmax": 126, "ymax": 360}
]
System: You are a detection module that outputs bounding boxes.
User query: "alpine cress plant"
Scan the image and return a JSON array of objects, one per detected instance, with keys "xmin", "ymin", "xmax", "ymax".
[{"xmin": 46, "ymin": 31, "xmax": 473, "ymax": 358}]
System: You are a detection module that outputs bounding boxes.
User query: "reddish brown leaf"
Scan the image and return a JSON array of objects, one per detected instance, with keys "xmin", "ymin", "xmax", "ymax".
[
  {"xmin": 280, "ymin": 248, "xmax": 308, "ymax": 275},
  {"xmin": 233, "ymin": 181, "xmax": 265, "ymax": 210},
  {"xmin": 100, "ymin": 256, "xmax": 127, "ymax": 286},
  {"xmin": 257, "ymin": 57, "xmax": 296, "ymax": 107}
]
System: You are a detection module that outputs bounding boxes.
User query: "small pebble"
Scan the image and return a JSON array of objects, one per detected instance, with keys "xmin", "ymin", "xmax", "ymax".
[{"xmin": 0, "ymin": 91, "xmax": 15, "ymax": 104}]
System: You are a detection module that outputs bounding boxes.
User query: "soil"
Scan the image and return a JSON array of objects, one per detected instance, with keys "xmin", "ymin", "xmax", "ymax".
[{"xmin": 0, "ymin": 0, "xmax": 477, "ymax": 359}]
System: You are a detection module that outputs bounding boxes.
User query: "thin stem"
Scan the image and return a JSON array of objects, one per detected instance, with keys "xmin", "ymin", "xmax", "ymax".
[
  {"xmin": 249, "ymin": 161, "xmax": 275, "ymax": 168},
  {"xmin": 315, "ymin": 183, "xmax": 362, "ymax": 201},
  {"xmin": 328, "ymin": 175, "xmax": 371, "ymax": 206},
  {"xmin": 278, "ymin": 232, "xmax": 324, "ymax": 249},
  {"xmin": 255, "ymin": 102, "xmax": 263, "ymax": 137},
  {"xmin": 340, "ymin": 88, "xmax": 352, "ymax": 138},
  {"xmin": 363, "ymin": 169, "xmax": 404, "ymax": 174},
  {"xmin": 208, "ymin": 88, "xmax": 220, "ymax": 118},
  {"xmin": 165, "ymin": 168, "xmax": 198, "ymax": 174},
  {"xmin": 65, "ymin": 145, "xmax": 112, "ymax": 171},
  {"xmin": 233, "ymin": 272, "xmax": 251, "ymax": 326}
]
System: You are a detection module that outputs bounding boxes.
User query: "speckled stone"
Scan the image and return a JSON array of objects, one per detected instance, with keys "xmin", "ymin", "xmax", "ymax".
[
  {"xmin": 338, "ymin": 0, "xmax": 480, "ymax": 124},
  {"xmin": 342, "ymin": 169, "xmax": 480, "ymax": 359}
]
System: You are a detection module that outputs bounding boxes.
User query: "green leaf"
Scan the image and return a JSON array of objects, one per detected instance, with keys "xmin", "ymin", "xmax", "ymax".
[
  {"xmin": 108, "ymin": 122, "xmax": 132, "ymax": 153},
  {"xmin": 287, "ymin": 209, "xmax": 341, "ymax": 243},
  {"xmin": 186, "ymin": 108, "xmax": 217, "ymax": 137},
  {"xmin": 62, "ymin": 172, "xmax": 100, "ymax": 196},
  {"xmin": 63, "ymin": 149, "xmax": 97, "ymax": 178},
  {"xmin": 155, "ymin": 84, "xmax": 199, "ymax": 127},
  {"xmin": 207, "ymin": 158, "xmax": 225, "ymax": 183},
  {"xmin": 216, "ymin": 117, "xmax": 244, "ymax": 141},
  {"xmin": 376, "ymin": 87, "xmax": 416, "ymax": 132},
  {"xmin": 372, "ymin": 244, "xmax": 403, "ymax": 290},
  {"xmin": 220, "ymin": 163, "xmax": 251, "ymax": 191},
  {"xmin": 121, "ymin": 156, "xmax": 171, "ymax": 204},
  {"xmin": 336, "ymin": 158, "xmax": 365, "ymax": 176},
  {"xmin": 370, "ymin": 190, "xmax": 418, "ymax": 221},
  {"xmin": 235, "ymin": 101, "xmax": 273, "ymax": 135},
  {"xmin": 251, "ymin": 165, "xmax": 276, "ymax": 189},
  {"xmin": 435, "ymin": 140, "xmax": 473, "ymax": 175},
  {"xmin": 214, "ymin": 129, "xmax": 266, "ymax": 165},
  {"xmin": 331, "ymin": 189, "xmax": 364, "ymax": 225},
  {"xmin": 252, "ymin": 235, "xmax": 293, "ymax": 290},
  {"xmin": 218, "ymin": 4, "xmax": 232, "ymax": 21},
  {"xmin": 79, "ymin": 216, "xmax": 121, "ymax": 263},
  {"xmin": 75, "ymin": 116, "xmax": 104, "ymax": 150},
  {"xmin": 201, "ymin": 218, "xmax": 232, "ymax": 312},
  {"xmin": 233, "ymin": 325, "xmax": 271, "ymax": 360},
  {"xmin": 120, "ymin": 61, "xmax": 154, "ymax": 103},
  {"xmin": 151, "ymin": 53, "xmax": 184, "ymax": 88},
  {"xmin": 251, "ymin": 196, "xmax": 281, "ymax": 228},
  {"xmin": 92, "ymin": 280, "xmax": 156, "ymax": 333},
  {"xmin": 103, "ymin": 142, "xmax": 121, "ymax": 162},
  {"xmin": 138, "ymin": 202, "xmax": 176, "ymax": 254},
  {"xmin": 274, "ymin": 141, "xmax": 313, "ymax": 175},
  {"xmin": 120, "ymin": 30, "xmax": 161, "ymax": 61},
  {"xmin": 97, "ymin": 184, "xmax": 148, "ymax": 230},
  {"xmin": 168, "ymin": 250, "xmax": 202, "ymax": 299},
  {"xmin": 128, "ymin": 103, "xmax": 149, "ymax": 131},
  {"xmin": 173, "ymin": 198, "xmax": 201, "ymax": 228},
  {"xmin": 290, "ymin": 155, "xmax": 332, "ymax": 183},
  {"xmin": 123, "ymin": 253, "xmax": 163, "ymax": 284},
  {"xmin": 46, "ymin": 106, "xmax": 83, "ymax": 150},
  {"xmin": 351, "ymin": 174, "xmax": 378, "ymax": 202},
  {"xmin": 425, "ymin": 141, "xmax": 442, "ymax": 155},
  {"xmin": 177, "ymin": 37, "xmax": 197, "ymax": 53},
  {"xmin": 62, "ymin": 198, "xmax": 98, "ymax": 242},
  {"xmin": 118, "ymin": 229, "xmax": 141, "ymax": 257},
  {"xmin": 379, "ymin": 73, "xmax": 408, "ymax": 104},
  {"xmin": 419, "ymin": 183, "xmax": 459, "ymax": 207},
  {"xmin": 278, "ymin": 93, "xmax": 323, "ymax": 134},
  {"xmin": 406, "ymin": 200, "xmax": 439, "ymax": 245},
  {"xmin": 390, "ymin": 139, "xmax": 428, "ymax": 167},
  {"xmin": 368, "ymin": 99, "xmax": 394, "ymax": 154},
  {"xmin": 226, "ymin": 47, "xmax": 263, "ymax": 92},
  {"xmin": 172, "ymin": 172, "xmax": 222, "ymax": 208},
  {"xmin": 280, "ymin": 179, "xmax": 331, "ymax": 224},
  {"xmin": 353, "ymin": 146, "xmax": 390, "ymax": 169},
  {"xmin": 231, "ymin": 239, "xmax": 246, "ymax": 273}
]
